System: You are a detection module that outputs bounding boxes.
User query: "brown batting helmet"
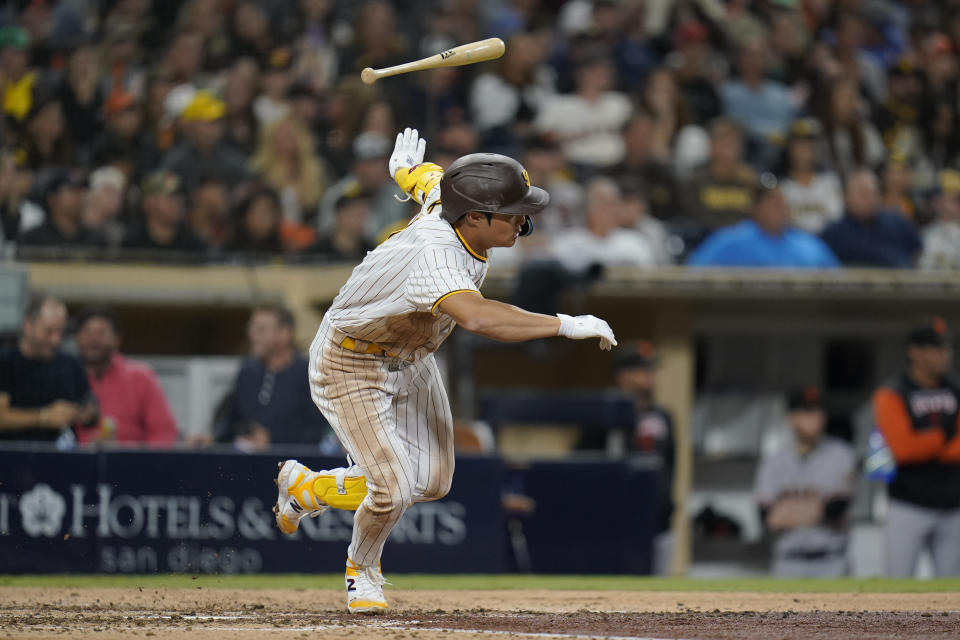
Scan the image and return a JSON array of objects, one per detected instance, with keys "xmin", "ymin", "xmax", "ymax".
[{"xmin": 439, "ymin": 153, "xmax": 549, "ymax": 236}]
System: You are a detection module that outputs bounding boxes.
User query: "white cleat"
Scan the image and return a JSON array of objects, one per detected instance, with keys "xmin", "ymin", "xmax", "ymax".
[
  {"xmin": 345, "ymin": 558, "xmax": 388, "ymax": 614},
  {"xmin": 273, "ymin": 460, "xmax": 367, "ymax": 535}
]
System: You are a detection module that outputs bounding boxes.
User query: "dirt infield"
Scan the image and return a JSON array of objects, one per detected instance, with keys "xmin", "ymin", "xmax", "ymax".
[{"xmin": 2, "ymin": 587, "xmax": 960, "ymax": 639}]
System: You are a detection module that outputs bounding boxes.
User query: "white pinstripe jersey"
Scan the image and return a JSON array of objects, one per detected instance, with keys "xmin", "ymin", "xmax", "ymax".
[{"xmin": 325, "ymin": 208, "xmax": 488, "ymax": 362}]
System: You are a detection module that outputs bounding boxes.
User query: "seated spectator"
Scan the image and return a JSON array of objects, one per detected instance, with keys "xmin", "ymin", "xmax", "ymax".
[
  {"xmin": 720, "ymin": 37, "xmax": 795, "ymax": 170},
  {"xmin": 688, "ymin": 176, "xmax": 839, "ymax": 268},
  {"xmin": 250, "ymin": 115, "xmax": 325, "ymax": 227},
  {"xmin": 19, "ymin": 95, "xmax": 74, "ymax": 170},
  {"xmin": 58, "ymin": 41, "xmax": 105, "ymax": 160},
  {"xmin": 532, "ymin": 52, "xmax": 632, "ymax": 171},
  {"xmin": 73, "ymin": 307, "xmax": 178, "ymax": 446},
  {"xmin": 318, "ymin": 132, "xmax": 410, "ymax": 238},
  {"xmin": 0, "ymin": 25, "xmax": 36, "ymax": 123},
  {"xmin": 213, "ymin": 304, "xmax": 332, "ymax": 448},
  {"xmin": 82, "ymin": 166, "xmax": 126, "ymax": 247},
  {"xmin": 919, "ymin": 170, "xmax": 960, "ymax": 270},
  {"xmin": 307, "ymin": 193, "xmax": 375, "ymax": 262},
  {"xmin": 619, "ymin": 183, "xmax": 673, "ymax": 265},
  {"xmin": 161, "ymin": 90, "xmax": 249, "ymax": 193},
  {"xmin": 0, "ymin": 146, "xmax": 39, "ymax": 243},
  {"xmin": 469, "ymin": 30, "xmax": 554, "ymax": 147},
  {"xmin": 122, "ymin": 170, "xmax": 207, "ymax": 253},
  {"xmin": 880, "ymin": 154, "xmax": 918, "ymax": 221},
  {"xmin": 90, "ymin": 90, "xmax": 152, "ymax": 181},
  {"xmin": 816, "ymin": 77, "xmax": 885, "ymax": 177},
  {"xmin": 755, "ymin": 386, "xmax": 855, "ymax": 577},
  {"xmin": 549, "ymin": 176, "xmax": 657, "ymax": 273},
  {"xmin": 0, "ymin": 296, "xmax": 99, "ymax": 444},
  {"xmin": 873, "ymin": 319, "xmax": 960, "ymax": 576},
  {"xmin": 19, "ymin": 170, "xmax": 106, "ymax": 248},
  {"xmin": 613, "ymin": 109, "xmax": 679, "ymax": 222},
  {"xmin": 820, "ymin": 169, "xmax": 921, "ymax": 268},
  {"xmin": 185, "ymin": 175, "xmax": 229, "ymax": 250},
  {"xmin": 224, "ymin": 188, "xmax": 284, "ymax": 256},
  {"xmin": 667, "ymin": 21, "xmax": 722, "ymax": 126},
  {"xmin": 682, "ymin": 118, "xmax": 757, "ymax": 238},
  {"xmin": 779, "ymin": 119, "xmax": 843, "ymax": 234}
]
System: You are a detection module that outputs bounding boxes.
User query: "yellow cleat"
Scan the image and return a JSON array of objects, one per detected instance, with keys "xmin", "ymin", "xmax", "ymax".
[{"xmin": 273, "ymin": 460, "xmax": 368, "ymax": 535}]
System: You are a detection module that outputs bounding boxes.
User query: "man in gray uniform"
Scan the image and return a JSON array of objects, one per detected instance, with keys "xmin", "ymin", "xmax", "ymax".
[{"xmin": 754, "ymin": 386, "xmax": 856, "ymax": 577}]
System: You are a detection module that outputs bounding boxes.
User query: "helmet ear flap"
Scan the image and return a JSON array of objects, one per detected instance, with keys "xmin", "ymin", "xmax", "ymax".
[{"xmin": 519, "ymin": 216, "xmax": 533, "ymax": 237}]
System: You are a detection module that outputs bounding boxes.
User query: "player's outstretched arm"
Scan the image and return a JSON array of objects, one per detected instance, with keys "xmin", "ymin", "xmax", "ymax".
[{"xmin": 438, "ymin": 291, "xmax": 617, "ymax": 350}]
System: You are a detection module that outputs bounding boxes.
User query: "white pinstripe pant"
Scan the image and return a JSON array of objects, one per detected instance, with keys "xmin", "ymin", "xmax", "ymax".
[{"xmin": 308, "ymin": 318, "xmax": 455, "ymax": 567}]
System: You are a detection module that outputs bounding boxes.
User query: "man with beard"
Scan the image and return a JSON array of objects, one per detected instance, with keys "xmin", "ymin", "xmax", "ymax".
[
  {"xmin": 73, "ymin": 307, "xmax": 177, "ymax": 445},
  {"xmin": 0, "ymin": 295, "xmax": 98, "ymax": 444}
]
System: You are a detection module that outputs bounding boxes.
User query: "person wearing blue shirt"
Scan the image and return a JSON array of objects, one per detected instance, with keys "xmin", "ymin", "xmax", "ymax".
[
  {"xmin": 820, "ymin": 169, "xmax": 921, "ymax": 268},
  {"xmin": 688, "ymin": 176, "xmax": 840, "ymax": 268}
]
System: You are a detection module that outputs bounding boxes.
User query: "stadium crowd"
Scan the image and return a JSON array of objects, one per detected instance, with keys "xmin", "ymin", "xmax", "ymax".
[{"xmin": 0, "ymin": 0, "xmax": 959, "ymax": 268}]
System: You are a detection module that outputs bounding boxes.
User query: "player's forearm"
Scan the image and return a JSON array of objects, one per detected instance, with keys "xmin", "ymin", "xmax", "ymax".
[{"xmin": 457, "ymin": 298, "xmax": 561, "ymax": 342}]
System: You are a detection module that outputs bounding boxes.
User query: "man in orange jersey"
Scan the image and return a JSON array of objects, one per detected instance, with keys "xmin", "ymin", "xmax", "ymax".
[{"xmin": 873, "ymin": 318, "xmax": 960, "ymax": 576}]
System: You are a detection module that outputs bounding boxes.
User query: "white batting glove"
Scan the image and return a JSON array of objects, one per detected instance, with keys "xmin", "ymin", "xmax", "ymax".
[
  {"xmin": 389, "ymin": 127, "xmax": 426, "ymax": 178},
  {"xmin": 557, "ymin": 314, "xmax": 618, "ymax": 351}
]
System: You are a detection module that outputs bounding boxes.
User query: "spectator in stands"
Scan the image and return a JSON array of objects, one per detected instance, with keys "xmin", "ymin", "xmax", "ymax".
[
  {"xmin": 815, "ymin": 77, "xmax": 885, "ymax": 177},
  {"xmin": 123, "ymin": 170, "xmax": 206, "ymax": 253},
  {"xmin": 779, "ymin": 118, "xmax": 844, "ymax": 234},
  {"xmin": 221, "ymin": 58, "xmax": 259, "ymax": 156},
  {"xmin": 0, "ymin": 26, "xmax": 35, "ymax": 123},
  {"xmin": 619, "ymin": 183, "xmax": 673, "ymax": 266},
  {"xmin": 533, "ymin": 52, "xmax": 632, "ymax": 172},
  {"xmin": 469, "ymin": 30, "xmax": 554, "ymax": 148},
  {"xmin": 682, "ymin": 118, "xmax": 757, "ymax": 239},
  {"xmin": 880, "ymin": 154, "xmax": 918, "ymax": 221},
  {"xmin": 721, "ymin": 36, "xmax": 795, "ymax": 170},
  {"xmin": 224, "ymin": 188, "xmax": 283, "ymax": 256},
  {"xmin": 820, "ymin": 169, "xmax": 921, "ymax": 268},
  {"xmin": 57, "ymin": 41, "xmax": 105, "ymax": 159},
  {"xmin": 920, "ymin": 170, "xmax": 960, "ymax": 270},
  {"xmin": 549, "ymin": 176, "xmax": 657, "ymax": 273},
  {"xmin": 307, "ymin": 193, "xmax": 375, "ymax": 262},
  {"xmin": 250, "ymin": 116, "xmax": 325, "ymax": 227},
  {"xmin": 0, "ymin": 147, "xmax": 37, "ymax": 243},
  {"xmin": 688, "ymin": 175, "xmax": 839, "ymax": 268},
  {"xmin": 161, "ymin": 91, "xmax": 248, "ymax": 194},
  {"xmin": 214, "ymin": 304, "xmax": 332, "ymax": 448},
  {"xmin": 73, "ymin": 307, "xmax": 178, "ymax": 446},
  {"xmin": 667, "ymin": 21, "xmax": 721, "ymax": 126},
  {"xmin": 755, "ymin": 386, "xmax": 855, "ymax": 577},
  {"xmin": 185, "ymin": 175, "xmax": 229, "ymax": 250},
  {"xmin": 254, "ymin": 46, "xmax": 295, "ymax": 128},
  {"xmin": 0, "ymin": 295, "xmax": 98, "ymax": 444},
  {"xmin": 20, "ymin": 95, "xmax": 73, "ymax": 170},
  {"xmin": 613, "ymin": 109, "xmax": 679, "ymax": 222},
  {"xmin": 82, "ymin": 166, "xmax": 126, "ymax": 247},
  {"xmin": 872, "ymin": 319, "xmax": 960, "ymax": 576},
  {"xmin": 318, "ymin": 132, "xmax": 409, "ymax": 238},
  {"xmin": 90, "ymin": 90, "xmax": 150, "ymax": 181},
  {"xmin": 19, "ymin": 170, "xmax": 106, "ymax": 248}
]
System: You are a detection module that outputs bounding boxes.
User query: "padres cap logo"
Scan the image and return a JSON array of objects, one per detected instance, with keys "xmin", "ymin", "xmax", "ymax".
[{"xmin": 521, "ymin": 169, "xmax": 530, "ymax": 188}]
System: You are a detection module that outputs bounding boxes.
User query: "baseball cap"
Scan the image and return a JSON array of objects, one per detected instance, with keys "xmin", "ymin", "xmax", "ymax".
[
  {"xmin": 141, "ymin": 170, "xmax": 182, "ymax": 197},
  {"xmin": 0, "ymin": 25, "xmax": 29, "ymax": 50},
  {"xmin": 786, "ymin": 385, "xmax": 822, "ymax": 412},
  {"xmin": 353, "ymin": 132, "xmax": 390, "ymax": 161},
  {"xmin": 264, "ymin": 46, "xmax": 293, "ymax": 71},
  {"xmin": 933, "ymin": 169, "xmax": 960, "ymax": 197},
  {"xmin": 673, "ymin": 21, "xmax": 709, "ymax": 47},
  {"xmin": 180, "ymin": 91, "xmax": 225, "ymax": 122},
  {"xmin": 907, "ymin": 317, "xmax": 950, "ymax": 347},
  {"xmin": 612, "ymin": 341, "xmax": 658, "ymax": 371},
  {"xmin": 44, "ymin": 170, "xmax": 86, "ymax": 198}
]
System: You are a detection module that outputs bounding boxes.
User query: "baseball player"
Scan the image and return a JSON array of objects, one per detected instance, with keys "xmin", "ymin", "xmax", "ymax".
[{"xmin": 273, "ymin": 128, "xmax": 617, "ymax": 613}]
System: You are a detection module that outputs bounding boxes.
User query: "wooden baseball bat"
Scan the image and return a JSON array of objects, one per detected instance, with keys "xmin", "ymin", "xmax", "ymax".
[{"xmin": 360, "ymin": 38, "xmax": 505, "ymax": 85}]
